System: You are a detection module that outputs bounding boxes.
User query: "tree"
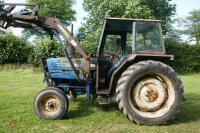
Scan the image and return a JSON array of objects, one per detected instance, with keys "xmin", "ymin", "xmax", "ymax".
[
  {"xmin": 80, "ymin": 0, "xmax": 176, "ymax": 53},
  {"xmin": 184, "ymin": 9, "xmax": 200, "ymax": 45},
  {"xmin": 83, "ymin": 0, "xmax": 175, "ymax": 33},
  {"xmin": 164, "ymin": 18, "xmax": 183, "ymax": 42},
  {"xmin": 23, "ymin": 0, "xmax": 76, "ymax": 39}
]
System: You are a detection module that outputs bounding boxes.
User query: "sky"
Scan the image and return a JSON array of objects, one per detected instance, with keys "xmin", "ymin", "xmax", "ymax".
[
  {"xmin": 3, "ymin": 0, "xmax": 200, "ymax": 37},
  {"xmin": 173, "ymin": 0, "xmax": 199, "ymax": 18}
]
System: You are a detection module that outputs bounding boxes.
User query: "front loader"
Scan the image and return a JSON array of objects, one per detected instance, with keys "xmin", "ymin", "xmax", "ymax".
[{"xmin": 0, "ymin": 3, "xmax": 184, "ymax": 125}]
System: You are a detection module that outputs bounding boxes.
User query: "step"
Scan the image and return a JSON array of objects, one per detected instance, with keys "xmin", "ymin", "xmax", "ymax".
[{"xmin": 96, "ymin": 89, "xmax": 110, "ymax": 95}]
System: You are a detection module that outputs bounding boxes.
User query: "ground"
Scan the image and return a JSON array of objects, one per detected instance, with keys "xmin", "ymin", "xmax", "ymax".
[{"xmin": 0, "ymin": 72, "xmax": 200, "ymax": 133}]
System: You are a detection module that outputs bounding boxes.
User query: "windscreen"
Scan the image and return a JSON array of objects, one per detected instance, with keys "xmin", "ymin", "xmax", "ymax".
[{"xmin": 135, "ymin": 22, "xmax": 163, "ymax": 52}]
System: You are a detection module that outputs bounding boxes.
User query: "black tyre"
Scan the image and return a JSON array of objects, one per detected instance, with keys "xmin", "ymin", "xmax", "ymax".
[
  {"xmin": 34, "ymin": 87, "xmax": 69, "ymax": 120},
  {"xmin": 116, "ymin": 60, "xmax": 184, "ymax": 125}
]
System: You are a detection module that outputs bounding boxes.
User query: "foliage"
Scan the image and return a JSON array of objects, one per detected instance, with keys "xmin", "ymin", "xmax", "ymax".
[
  {"xmin": 174, "ymin": 10, "xmax": 200, "ymax": 44},
  {"xmin": 0, "ymin": 31, "xmax": 32, "ymax": 64},
  {"xmin": 163, "ymin": 18, "xmax": 183, "ymax": 41},
  {"xmin": 29, "ymin": 39, "xmax": 64, "ymax": 66},
  {"xmin": 83, "ymin": 0, "xmax": 151, "ymax": 31},
  {"xmin": 23, "ymin": 0, "xmax": 76, "ymax": 39},
  {"xmin": 165, "ymin": 39, "xmax": 200, "ymax": 74},
  {"xmin": 78, "ymin": 31, "xmax": 99, "ymax": 56}
]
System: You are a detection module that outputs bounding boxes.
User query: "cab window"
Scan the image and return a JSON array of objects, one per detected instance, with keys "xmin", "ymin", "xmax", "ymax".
[{"xmin": 135, "ymin": 22, "xmax": 162, "ymax": 52}]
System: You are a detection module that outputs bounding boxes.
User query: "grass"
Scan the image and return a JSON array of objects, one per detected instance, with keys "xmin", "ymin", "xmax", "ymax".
[{"xmin": 0, "ymin": 72, "xmax": 200, "ymax": 133}]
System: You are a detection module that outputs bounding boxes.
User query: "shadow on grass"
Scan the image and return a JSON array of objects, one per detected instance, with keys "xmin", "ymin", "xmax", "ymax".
[
  {"xmin": 173, "ymin": 93, "xmax": 200, "ymax": 124},
  {"xmin": 64, "ymin": 97, "xmax": 119, "ymax": 119},
  {"xmin": 65, "ymin": 97, "xmax": 95, "ymax": 119},
  {"xmin": 97, "ymin": 103, "xmax": 118, "ymax": 112},
  {"xmin": 64, "ymin": 93, "xmax": 200, "ymax": 124}
]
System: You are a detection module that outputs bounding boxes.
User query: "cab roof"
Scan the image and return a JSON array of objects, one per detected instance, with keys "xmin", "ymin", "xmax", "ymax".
[{"xmin": 105, "ymin": 17, "xmax": 161, "ymax": 22}]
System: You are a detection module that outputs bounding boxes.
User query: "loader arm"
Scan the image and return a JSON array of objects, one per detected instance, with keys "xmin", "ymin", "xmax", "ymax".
[{"xmin": 0, "ymin": 3, "xmax": 89, "ymax": 60}]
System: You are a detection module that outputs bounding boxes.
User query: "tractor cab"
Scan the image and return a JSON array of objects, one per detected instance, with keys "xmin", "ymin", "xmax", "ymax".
[{"xmin": 97, "ymin": 17, "xmax": 166, "ymax": 92}]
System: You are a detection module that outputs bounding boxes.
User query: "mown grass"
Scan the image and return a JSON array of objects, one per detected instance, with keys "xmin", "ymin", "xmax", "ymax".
[{"xmin": 0, "ymin": 72, "xmax": 200, "ymax": 133}]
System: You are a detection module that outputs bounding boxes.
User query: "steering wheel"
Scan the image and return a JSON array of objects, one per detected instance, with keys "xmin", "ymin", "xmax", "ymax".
[{"xmin": 104, "ymin": 52, "xmax": 120, "ymax": 62}]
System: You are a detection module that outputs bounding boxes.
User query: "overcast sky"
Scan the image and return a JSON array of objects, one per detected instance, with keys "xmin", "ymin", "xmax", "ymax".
[{"xmin": 4, "ymin": 0, "xmax": 200, "ymax": 37}]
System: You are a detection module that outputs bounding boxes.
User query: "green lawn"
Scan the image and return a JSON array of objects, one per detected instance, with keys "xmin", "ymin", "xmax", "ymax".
[{"xmin": 0, "ymin": 72, "xmax": 200, "ymax": 133}]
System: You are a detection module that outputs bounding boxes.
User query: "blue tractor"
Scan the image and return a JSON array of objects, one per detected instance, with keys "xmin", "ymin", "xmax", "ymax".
[{"xmin": 0, "ymin": 3, "xmax": 184, "ymax": 125}]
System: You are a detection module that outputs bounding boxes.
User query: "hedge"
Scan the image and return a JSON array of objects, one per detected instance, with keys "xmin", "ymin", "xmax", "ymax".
[
  {"xmin": 0, "ymin": 32, "xmax": 32, "ymax": 64},
  {"xmin": 165, "ymin": 39, "xmax": 200, "ymax": 74}
]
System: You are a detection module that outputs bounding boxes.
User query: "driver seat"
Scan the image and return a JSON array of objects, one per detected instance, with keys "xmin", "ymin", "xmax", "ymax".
[{"xmin": 106, "ymin": 55, "xmax": 128, "ymax": 83}]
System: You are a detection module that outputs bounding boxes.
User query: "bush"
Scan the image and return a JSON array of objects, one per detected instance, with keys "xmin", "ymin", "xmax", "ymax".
[
  {"xmin": 29, "ymin": 39, "xmax": 64, "ymax": 66},
  {"xmin": 0, "ymin": 32, "xmax": 32, "ymax": 64},
  {"xmin": 165, "ymin": 39, "xmax": 200, "ymax": 74}
]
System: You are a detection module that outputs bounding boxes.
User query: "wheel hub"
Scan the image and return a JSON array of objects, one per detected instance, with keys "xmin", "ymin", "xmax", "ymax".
[
  {"xmin": 41, "ymin": 97, "xmax": 60, "ymax": 115},
  {"xmin": 132, "ymin": 78, "xmax": 167, "ymax": 111},
  {"xmin": 144, "ymin": 86, "xmax": 158, "ymax": 102},
  {"xmin": 46, "ymin": 99, "xmax": 58, "ymax": 111}
]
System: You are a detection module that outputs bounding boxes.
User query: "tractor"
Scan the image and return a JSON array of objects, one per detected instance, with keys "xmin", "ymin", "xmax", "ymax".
[{"xmin": 0, "ymin": 3, "xmax": 184, "ymax": 125}]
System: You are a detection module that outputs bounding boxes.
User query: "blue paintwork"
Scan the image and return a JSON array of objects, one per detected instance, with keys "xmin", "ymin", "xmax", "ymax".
[
  {"xmin": 47, "ymin": 58, "xmax": 77, "ymax": 80},
  {"xmin": 86, "ymin": 80, "xmax": 92, "ymax": 100},
  {"xmin": 46, "ymin": 58, "xmax": 88, "ymax": 96},
  {"xmin": 48, "ymin": 72, "xmax": 77, "ymax": 80}
]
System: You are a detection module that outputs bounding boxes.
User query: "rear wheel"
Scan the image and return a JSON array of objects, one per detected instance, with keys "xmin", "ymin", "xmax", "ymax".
[
  {"xmin": 116, "ymin": 60, "xmax": 184, "ymax": 125},
  {"xmin": 34, "ymin": 87, "xmax": 69, "ymax": 120}
]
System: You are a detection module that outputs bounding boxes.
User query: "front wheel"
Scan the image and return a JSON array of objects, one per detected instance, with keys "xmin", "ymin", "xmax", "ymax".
[
  {"xmin": 116, "ymin": 60, "xmax": 184, "ymax": 125},
  {"xmin": 34, "ymin": 87, "xmax": 69, "ymax": 120}
]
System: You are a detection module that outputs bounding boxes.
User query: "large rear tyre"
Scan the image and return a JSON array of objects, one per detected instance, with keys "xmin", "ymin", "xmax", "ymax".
[
  {"xmin": 116, "ymin": 60, "xmax": 184, "ymax": 125},
  {"xmin": 34, "ymin": 87, "xmax": 69, "ymax": 120}
]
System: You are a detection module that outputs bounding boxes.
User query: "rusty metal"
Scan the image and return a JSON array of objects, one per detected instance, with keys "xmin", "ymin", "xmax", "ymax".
[
  {"xmin": 128, "ymin": 53, "xmax": 174, "ymax": 61},
  {"xmin": 132, "ymin": 76, "xmax": 167, "ymax": 111},
  {"xmin": 105, "ymin": 17, "xmax": 161, "ymax": 22}
]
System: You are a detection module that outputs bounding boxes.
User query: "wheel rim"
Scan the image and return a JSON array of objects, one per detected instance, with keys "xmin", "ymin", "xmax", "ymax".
[
  {"xmin": 130, "ymin": 73, "xmax": 175, "ymax": 118},
  {"xmin": 133, "ymin": 78, "xmax": 167, "ymax": 111},
  {"xmin": 40, "ymin": 95, "xmax": 61, "ymax": 116}
]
